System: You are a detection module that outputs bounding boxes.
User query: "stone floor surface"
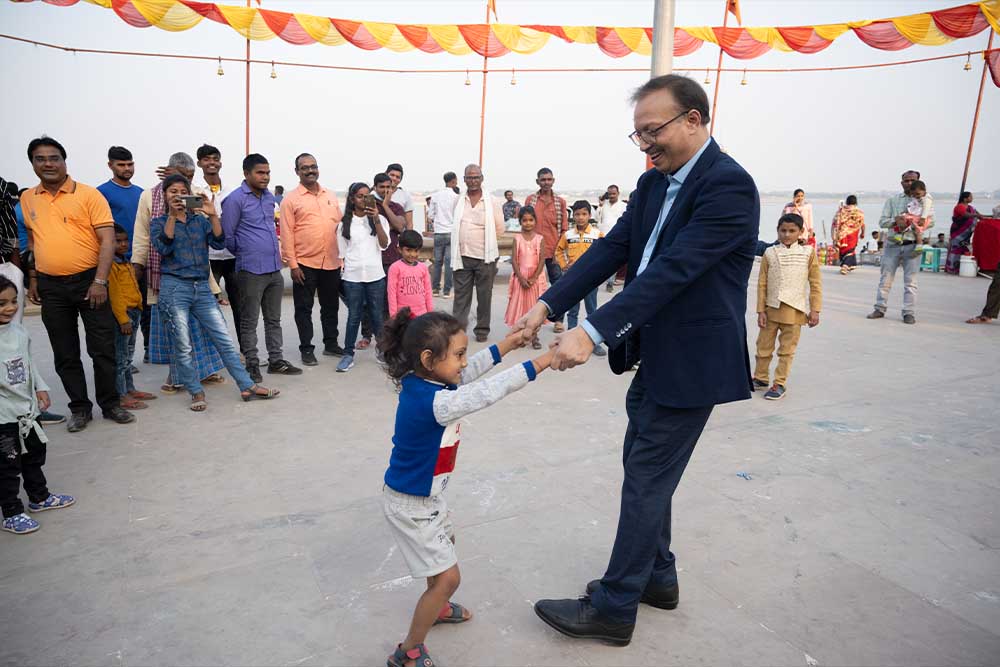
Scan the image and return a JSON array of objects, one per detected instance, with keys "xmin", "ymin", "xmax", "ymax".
[{"xmin": 2, "ymin": 262, "xmax": 999, "ymax": 667}]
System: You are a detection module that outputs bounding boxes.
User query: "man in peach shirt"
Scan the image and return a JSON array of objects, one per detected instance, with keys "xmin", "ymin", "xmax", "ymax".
[{"xmin": 279, "ymin": 153, "xmax": 344, "ymax": 366}]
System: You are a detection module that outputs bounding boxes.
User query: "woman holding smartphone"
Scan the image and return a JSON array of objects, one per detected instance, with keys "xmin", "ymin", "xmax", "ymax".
[
  {"xmin": 151, "ymin": 174, "xmax": 278, "ymax": 410},
  {"xmin": 336, "ymin": 182, "xmax": 390, "ymax": 373}
]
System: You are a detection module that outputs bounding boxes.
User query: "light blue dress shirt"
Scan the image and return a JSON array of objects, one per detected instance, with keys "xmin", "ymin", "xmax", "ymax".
[{"xmin": 580, "ymin": 138, "xmax": 712, "ymax": 346}]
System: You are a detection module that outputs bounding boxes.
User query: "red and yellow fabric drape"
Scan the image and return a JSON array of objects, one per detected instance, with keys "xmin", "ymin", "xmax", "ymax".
[{"xmin": 10, "ymin": 0, "xmax": 1000, "ymax": 59}]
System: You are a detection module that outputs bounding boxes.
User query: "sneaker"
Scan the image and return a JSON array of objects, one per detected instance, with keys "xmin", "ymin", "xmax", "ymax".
[
  {"xmin": 903, "ymin": 314, "xmax": 916, "ymax": 325},
  {"xmin": 102, "ymin": 406, "xmax": 136, "ymax": 424},
  {"xmin": 763, "ymin": 384, "xmax": 786, "ymax": 400},
  {"xmin": 67, "ymin": 412, "xmax": 93, "ymax": 433},
  {"xmin": 753, "ymin": 379, "xmax": 769, "ymax": 390},
  {"xmin": 592, "ymin": 345, "xmax": 607, "ymax": 357},
  {"xmin": 433, "ymin": 289, "xmax": 441, "ymax": 296},
  {"xmin": 301, "ymin": 350, "xmax": 318, "ymax": 367},
  {"xmin": 441, "ymin": 292, "xmax": 452, "ymax": 299},
  {"xmin": 27, "ymin": 493, "xmax": 75, "ymax": 513},
  {"xmin": 2, "ymin": 513, "xmax": 40, "ymax": 535},
  {"xmin": 268, "ymin": 359, "xmax": 303, "ymax": 375},
  {"xmin": 38, "ymin": 411, "xmax": 66, "ymax": 425},
  {"xmin": 322, "ymin": 345, "xmax": 345, "ymax": 357},
  {"xmin": 866, "ymin": 310, "xmax": 885, "ymax": 319},
  {"xmin": 246, "ymin": 364, "xmax": 263, "ymax": 384},
  {"xmin": 336, "ymin": 355, "xmax": 355, "ymax": 373}
]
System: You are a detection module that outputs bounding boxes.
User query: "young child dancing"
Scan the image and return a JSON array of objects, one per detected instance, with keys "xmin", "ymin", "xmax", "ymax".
[
  {"xmin": 109, "ymin": 224, "xmax": 156, "ymax": 411},
  {"xmin": 893, "ymin": 179, "xmax": 934, "ymax": 256},
  {"xmin": 378, "ymin": 308, "xmax": 553, "ymax": 667},
  {"xmin": 0, "ymin": 276, "xmax": 75, "ymax": 535},
  {"xmin": 504, "ymin": 206, "xmax": 548, "ymax": 349},
  {"xmin": 754, "ymin": 213, "xmax": 822, "ymax": 401},
  {"xmin": 388, "ymin": 230, "xmax": 434, "ymax": 318}
]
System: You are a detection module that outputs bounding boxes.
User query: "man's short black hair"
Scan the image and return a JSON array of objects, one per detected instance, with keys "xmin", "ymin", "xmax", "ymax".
[
  {"xmin": 108, "ymin": 146, "xmax": 133, "ymax": 161},
  {"xmin": 294, "ymin": 153, "xmax": 314, "ymax": 169},
  {"xmin": 399, "ymin": 229, "xmax": 423, "ymax": 250},
  {"xmin": 242, "ymin": 153, "xmax": 268, "ymax": 172},
  {"xmin": 443, "ymin": 172, "xmax": 457, "ymax": 184},
  {"xmin": 571, "ymin": 200, "xmax": 591, "ymax": 213},
  {"xmin": 386, "ymin": 163, "xmax": 404, "ymax": 175},
  {"xmin": 197, "ymin": 144, "xmax": 221, "ymax": 160},
  {"xmin": 27, "ymin": 136, "xmax": 67, "ymax": 161},
  {"xmin": 537, "ymin": 167, "xmax": 553, "ymax": 178},
  {"xmin": 374, "ymin": 172, "xmax": 392, "ymax": 187},
  {"xmin": 275, "ymin": 185, "xmax": 284, "ymax": 194},
  {"xmin": 608, "ymin": 184, "xmax": 620, "ymax": 192},
  {"xmin": 846, "ymin": 194, "xmax": 858, "ymax": 206},
  {"xmin": 113, "ymin": 224, "xmax": 128, "ymax": 236},
  {"xmin": 778, "ymin": 213, "xmax": 804, "ymax": 230},
  {"xmin": 504, "ymin": 190, "xmax": 514, "ymax": 196},
  {"xmin": 902, "ymin": 170, "xmax": 920, "ymax": 179},
  {"xmin": 630, "ymin": 74, "xmax": 711, "ymax": 125}
]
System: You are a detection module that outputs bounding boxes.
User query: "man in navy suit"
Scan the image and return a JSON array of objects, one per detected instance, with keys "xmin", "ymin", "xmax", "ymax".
[{"xmin": 515, "ymin": 74, "xmax": 759, "ymax": 645}]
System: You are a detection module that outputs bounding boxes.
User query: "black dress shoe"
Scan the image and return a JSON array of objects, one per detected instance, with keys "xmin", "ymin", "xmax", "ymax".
[
  {"xmin": 67, "ymin": 412, "xmax": 93, "ymax": 433},
  {"xmin": 102, "ymin": 406, "xmax": 136, "ymax": 424},
  {"xmin": 586, "ymin": 579, "xmax": 679, "ymax": 610},
  {"xmin": 533, "ymin": 597, "xmax": 634, "ymax": 646},
  {"xmin": 300, "ymin": 350, "xmax": 318, "ymax": 366},
  {"xmin": 322, "ymin": 345, "xmax": 345, "ymax": 357}
]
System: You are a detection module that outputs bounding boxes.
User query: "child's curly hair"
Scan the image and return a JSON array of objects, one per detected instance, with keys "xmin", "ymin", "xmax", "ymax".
[{"xmin": 378, "ymin": 307, "xmax": 464, "ymax": 389}]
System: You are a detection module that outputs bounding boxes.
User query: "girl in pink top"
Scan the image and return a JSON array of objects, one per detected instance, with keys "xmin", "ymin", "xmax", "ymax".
[
  {"xmin": 388, "ymin": 230, "xmax": 434, "ymax": 318},
  {"xmin": 504, "ymin": 206, "xmax": 548, "ymax": 349}
]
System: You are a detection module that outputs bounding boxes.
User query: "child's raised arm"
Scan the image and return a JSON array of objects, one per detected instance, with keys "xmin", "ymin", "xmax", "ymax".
[
  {"xmin": 433, "ymin": 349, "xmax": 552, "ymax": 426},
  {"xmin": 459, "ymin": 332, "xmax": 525, "ymax": 385}
]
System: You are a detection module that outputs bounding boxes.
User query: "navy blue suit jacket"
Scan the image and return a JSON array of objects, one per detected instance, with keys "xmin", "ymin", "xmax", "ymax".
[{"xmin": 541, "ymin": 138, "xmax": 759, "ymax": 408}]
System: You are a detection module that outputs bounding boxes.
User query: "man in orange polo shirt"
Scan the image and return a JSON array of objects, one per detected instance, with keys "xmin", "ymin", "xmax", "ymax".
[
  {"xmin": 279, "ymin": 153, "xmax": 344, "ymax": 366},
  {"xmin": 21, "ymin": 137, "xmax": 136, "ymax": 432}
]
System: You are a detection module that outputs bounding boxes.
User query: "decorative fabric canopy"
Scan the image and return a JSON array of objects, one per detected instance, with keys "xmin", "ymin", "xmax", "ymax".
[{"xmin": 11, "ymin": 0, "xmax": 1000, "ymax": 59}]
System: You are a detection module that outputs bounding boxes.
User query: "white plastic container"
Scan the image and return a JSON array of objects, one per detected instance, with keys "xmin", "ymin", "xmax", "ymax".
[{"xmin": 959, "ymin": 255, "xmax": 978, "ymax": 277}]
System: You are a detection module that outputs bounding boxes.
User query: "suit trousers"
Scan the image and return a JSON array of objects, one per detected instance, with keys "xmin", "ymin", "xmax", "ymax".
[
  {"xmin": 588, "ymin": 367, "xmax": 713, "ymax": 624},
  {"xmin": 292, "ymin": 265, "xmax": 340, "ymax": 354},
  {"xmin": 753, "ymin": 318, "xmax": 802, "ymax": 387},
  {"xmin": 452, "ymin": 256, "xmax": 497, "ymax": 338}
]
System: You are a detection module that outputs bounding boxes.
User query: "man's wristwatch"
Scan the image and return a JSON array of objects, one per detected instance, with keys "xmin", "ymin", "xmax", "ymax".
[{"xmin": 92, "ymin": 278, "xmax": 109, "ymax": 287}]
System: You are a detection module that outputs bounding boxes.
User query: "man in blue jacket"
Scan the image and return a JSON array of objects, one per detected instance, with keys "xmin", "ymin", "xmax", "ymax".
[{"xmin": 516, "ymin": 74, "xmax": 759, "ymax": 645}]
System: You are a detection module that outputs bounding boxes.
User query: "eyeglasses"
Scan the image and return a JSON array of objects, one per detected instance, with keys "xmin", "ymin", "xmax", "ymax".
[{"xmin": 628, "ymin": 110, "xmax": 691, "ymax": 147}]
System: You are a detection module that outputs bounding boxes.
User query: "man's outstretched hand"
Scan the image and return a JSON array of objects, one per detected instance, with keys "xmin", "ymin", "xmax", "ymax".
[
  {"xmin": 550, "ymin": 326, "xmax": 595, "ymax": 371},
  {"xmin": 511, "ymin": 301, "xmax": 550, "ymax": 344}
]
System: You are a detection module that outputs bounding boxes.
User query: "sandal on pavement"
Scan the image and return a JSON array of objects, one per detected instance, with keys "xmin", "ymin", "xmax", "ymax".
[
  {"xmin": 241, "ymin": 384, "xmax": 280, "ymax": 402},
  {"xmin": 202, "ymin": 374, "xmax": 226, "ymax": 385},
  {"xmin": 190, "ymin": 394, "xmax": 207, "ymax": 412},
  {"xmin": 160, "ymin": 384, "xmax": 182, "ymax": 394},
  {"xmin": 129, "ymin": 391, "xmax": 157, "ymax": 401},
  {"xmin": 434, "ymin": 601, "xmax": 472, "ymax": 625},
  {"xmin": 553, "ymin": 322, "xmax": 565, "ymax": 333},
  {"xmin": 966, "ymin": 315, "xmax": 992, "ymax": 324},
  {"xmin": 387, "ymin": 643, "xmax": 435, "ymax": 667},
  {"xmin": 120, "ymin": 398, "xmax": 148, "ymax": 410}
]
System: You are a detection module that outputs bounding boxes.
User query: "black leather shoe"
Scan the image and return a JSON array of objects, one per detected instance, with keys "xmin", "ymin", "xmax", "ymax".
[
  {"xmin": 586, "ymin": 579, "xmax": 679, "ymax": 610},
  {"xmin": 902, "ymin": 314, "xmax": 916, "ymax": 325},
  {"xmin": 102, "ymin": 406, "xmax": 136, "ymax": 424},
  {"xmin": 533, "ymin": 597, "xmax": 634, "ymax": 646},
  {"xmin": 322, "ymin": 345, "xmax": 345, "ymax": 357},
  {"xmin": 866, "ymin": 310, "xmax": 885, "ymax": 319},
  {"xmin": 300, "ymin": 350, "xmax": 318, "ymax": 366},
  {"xmin": 67, "ymin": 412, "xmax": 93, "ymax": 433}
]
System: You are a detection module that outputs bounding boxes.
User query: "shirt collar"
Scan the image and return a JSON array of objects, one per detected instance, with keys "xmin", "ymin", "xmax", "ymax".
[
  {"xmin": 35, "ymin": 176, "xmax": 75, "ymax": 196},
  {"xmin": 239, "ymin": 180, "xmax": 270, "ymax": 198},
  {"xmin": 295, "ymin": 183, "xmax": 325, "ymax": 196},
  {"xmin": 669, "ymin": 137, "xmax": 712, "ymax": 184}
]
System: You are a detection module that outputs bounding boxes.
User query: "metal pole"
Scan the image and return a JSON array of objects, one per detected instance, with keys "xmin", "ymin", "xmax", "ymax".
[
  {"xmin": 650, "ymin": 0, "xmax": 675, "ymax": 77},
  {"xmin": 709, "ymin": 2, "xmax": 730, "ymax": 135},
  {"xmin": 245, "ymin": 0, "xmax": 251, "ymax": 154},
  {"xmin": 959, "ymin": 29, "xmax": 994, "ymax": 195},
  {"xmin": 477, "ymin": 1, "xmax": 491, "ymax": 167}
]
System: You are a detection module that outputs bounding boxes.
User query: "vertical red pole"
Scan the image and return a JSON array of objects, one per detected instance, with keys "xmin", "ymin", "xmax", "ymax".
[
  {"xmin": 708, "ymin": 2, "xmax": 730, "ymax": 136},
  {"xmin": 477, "ymin": 1, "xmax": 491, "ymax": 167},
  {"xmin": 959, "ymin": 30, "xmax": 995, "ymax": 195},
  {"xmin": 245, "ymin": 0, "xmax": 251, "ymax": 154}
]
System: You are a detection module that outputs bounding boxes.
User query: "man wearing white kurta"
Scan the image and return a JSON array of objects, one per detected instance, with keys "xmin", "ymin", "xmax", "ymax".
[{"xmin": 450, "ymin": 164, "xmax": 504, "ymax": 343}]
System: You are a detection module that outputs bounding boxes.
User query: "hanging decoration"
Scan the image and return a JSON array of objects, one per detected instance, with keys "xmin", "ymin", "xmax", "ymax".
[{"xmin": 9, "ymin": 0, "xmax": 1000, "ymax": 59}]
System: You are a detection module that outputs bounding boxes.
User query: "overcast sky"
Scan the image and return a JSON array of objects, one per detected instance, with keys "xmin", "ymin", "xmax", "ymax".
[{"xmin": 1, "ymin": 0, "xmax": 997, "ymax": 196}]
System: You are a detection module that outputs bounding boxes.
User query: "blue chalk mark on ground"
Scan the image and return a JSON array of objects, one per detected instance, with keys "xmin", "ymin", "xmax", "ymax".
[{"xmin": 809, "ymin": 421, "xmax": 872, "ymax": 434}]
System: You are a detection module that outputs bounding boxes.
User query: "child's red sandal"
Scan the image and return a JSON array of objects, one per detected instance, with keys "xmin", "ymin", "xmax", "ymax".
[{"xmin": 387, "ymin": 643, "xmax": 435, "ymax": 667}]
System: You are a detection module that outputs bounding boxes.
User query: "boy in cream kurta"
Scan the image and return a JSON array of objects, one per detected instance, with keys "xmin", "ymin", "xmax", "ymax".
[{"xmin": 754, "ymin": 214, "xmax": 822, "ymax": 400}]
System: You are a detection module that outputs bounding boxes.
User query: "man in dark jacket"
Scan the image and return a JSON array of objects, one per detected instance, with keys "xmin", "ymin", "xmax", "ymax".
[{"xmin": 516, "ymin": 74, "xmax": 759, "ymax": 645}]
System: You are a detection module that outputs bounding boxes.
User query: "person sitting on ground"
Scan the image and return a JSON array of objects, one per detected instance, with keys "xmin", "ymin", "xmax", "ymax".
[
  {"xmin": 377, "ymin": 308, "xmax": 553, "ymax": 667},
  {"xmin": 754, "ymin": 213, "xmax": 822, "ymax": 401},
  {"xmin": 505, "ymin": 206, "xmax": 548, "ymax": 350},
  {"xmin": 388, "ymin": 230, "xmax": 434, "ymax": 319},
  {"xmin": 109, "ymin": 225, "xmax": 156, "ymax": 411},
  {"xmin": 932, "ymin": 233, "xmax": 948, "ymax": 249},
  {"xmin": 152, "ymin": 175, "xmax": 278, "ymax": 411},
  {"xmin": 0, "ymin": 275, "xmax": 75, "ymax": 535},
  {"xmin": 555, "ymin": 201, "xmax": 607, "ymax": 356}
]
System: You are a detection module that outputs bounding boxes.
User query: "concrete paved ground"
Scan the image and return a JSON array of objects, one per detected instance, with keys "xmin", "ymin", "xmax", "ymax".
[{"xmin": 3, "ymin": 262, "xmax": 999, "ymax": 667}]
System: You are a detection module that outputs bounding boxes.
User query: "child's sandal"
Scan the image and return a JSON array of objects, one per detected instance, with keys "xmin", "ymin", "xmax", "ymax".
[
  {"xmin": 387, "ymin": 643, "xmax": 435, "ymax": 667},
  {"xmin": 434, "ymin": 601, "xmax": 472, "ymax": 625}
]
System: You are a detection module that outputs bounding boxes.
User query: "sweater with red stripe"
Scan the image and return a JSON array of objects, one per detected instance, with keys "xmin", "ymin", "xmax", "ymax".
[{"xmin": 384, "ymin": 345, "xmax": 537, "ymax": 497}]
